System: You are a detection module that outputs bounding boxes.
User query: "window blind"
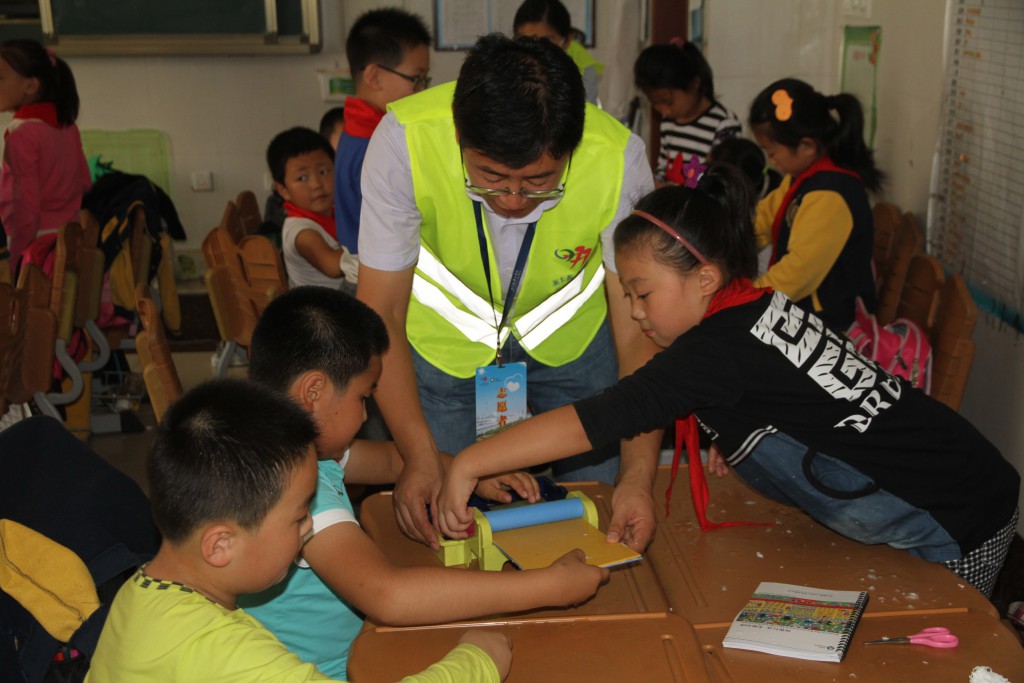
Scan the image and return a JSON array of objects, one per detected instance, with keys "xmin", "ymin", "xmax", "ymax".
[{"xmin": 931, "ymin": 0, "xmax": 1024, "ymax": 329}]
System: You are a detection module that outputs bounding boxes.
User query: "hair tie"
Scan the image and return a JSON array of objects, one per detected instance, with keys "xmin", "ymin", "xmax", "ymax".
[
  {"xmin": 45, "ymin": 47, "xmax": 57, "ymax": 67},
  {"xmin": 681, "ymin": 155, "xmax": 707, "ymax": 189},
  {"xmin": 631, "ymin": 210, "xmax": 708, "ymax": 265},
  {"xmin": 669, "ymin": 36, "xmax": 686, "ymax": 48},
  {"xmin": 771, "ymin": 88, "xmax": 793, "ymax": 122}
]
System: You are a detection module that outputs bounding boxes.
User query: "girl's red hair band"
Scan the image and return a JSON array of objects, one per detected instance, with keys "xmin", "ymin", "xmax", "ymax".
[{"xmin": 630, "ymin": 210, "xmax": 709, "ymax": 265}]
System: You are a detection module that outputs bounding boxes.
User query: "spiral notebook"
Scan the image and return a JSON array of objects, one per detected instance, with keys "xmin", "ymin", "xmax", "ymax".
[{"xmin": 722, "ymin": 582, "xmax": 868, "ymax": 662}]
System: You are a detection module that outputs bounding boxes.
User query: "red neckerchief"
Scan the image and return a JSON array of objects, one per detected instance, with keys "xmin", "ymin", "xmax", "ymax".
[
  {"xmin": 13, "ymin": 102, "xmax": 59, "ymax": 127},
  {"xmin": 6, "ymin": 103, "xmax": 59, "ymax": 141},
  {"xmin": 664, "ymin": 277, "xmax": 775, "ymax": 531},
  {"xmin": 342, "ymin": 97, "xmax": 385, "ymax": 139},
  {"xmin": 768, "ymin": 156, "xmax": 861, "ymax": 266},
  {"xmin": 283, "ymin": 201, "xmax": 338, "ymax": 240}
]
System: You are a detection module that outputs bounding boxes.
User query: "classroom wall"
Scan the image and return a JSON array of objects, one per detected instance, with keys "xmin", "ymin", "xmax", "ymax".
[{"xmin": 46, "ymin": 0, "xmax": 642, "ymax": 254}]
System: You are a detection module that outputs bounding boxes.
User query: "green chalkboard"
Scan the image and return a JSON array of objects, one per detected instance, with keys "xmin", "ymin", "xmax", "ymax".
[
  {"xmin": 38, "ymin": 0, "xmax": 318, "ymax": 55},
  {"xmin": 51, "ymin": 0, "xmax": 304, "ymax": 36}
]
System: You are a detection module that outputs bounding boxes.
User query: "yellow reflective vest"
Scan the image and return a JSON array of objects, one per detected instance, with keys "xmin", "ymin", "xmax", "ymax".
[{"xmin": 389, "ymin": 82, "xmax": 629, "ymax": 377}]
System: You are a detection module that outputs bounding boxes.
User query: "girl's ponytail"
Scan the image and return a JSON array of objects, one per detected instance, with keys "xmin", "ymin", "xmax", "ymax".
[
  {"xmin": 695, "ymin": 165, "xmax": 758, "ymax": 280},
  {"xmin": 828, "ymin": 92, "xmax": 883, "ymax": 192},
  {"xmin": 51, "ymin": 55, "xmax": 80, "ymax": 126}
]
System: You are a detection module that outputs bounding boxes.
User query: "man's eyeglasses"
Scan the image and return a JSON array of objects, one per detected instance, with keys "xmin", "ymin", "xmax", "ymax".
[
  {"xmin": 376, "ymin": 64, "xmax": 432, "ymax": 91},
  {"xmin": 463, "ymin": 153, "xmax": 572, "ymax": 200}
]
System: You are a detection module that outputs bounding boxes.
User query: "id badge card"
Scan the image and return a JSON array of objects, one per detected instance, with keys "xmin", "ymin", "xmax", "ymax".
[{"xmin": 475, "ymin": 362, "xmax": 527, "ymax": 440}]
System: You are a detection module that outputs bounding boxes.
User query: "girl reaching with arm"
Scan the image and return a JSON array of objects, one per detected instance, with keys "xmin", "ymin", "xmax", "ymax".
[{"xmin": 438, "ymin": 165, "xmax": 1019, "ymax": 599}]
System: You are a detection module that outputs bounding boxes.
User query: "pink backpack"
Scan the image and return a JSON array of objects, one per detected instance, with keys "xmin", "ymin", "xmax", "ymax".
[{"xmin": 847, "ymin": 298, "xmax": 932, "ymax": 392}]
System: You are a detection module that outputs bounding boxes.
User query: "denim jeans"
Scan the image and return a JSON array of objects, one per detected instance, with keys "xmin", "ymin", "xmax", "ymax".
[
  {"xmin": 734, "ymin": 431, "xmax": 961, "ymax": 561},
  {"xmin": 412, "ymin": 321, "xmax": 620, "ymax": 484}
]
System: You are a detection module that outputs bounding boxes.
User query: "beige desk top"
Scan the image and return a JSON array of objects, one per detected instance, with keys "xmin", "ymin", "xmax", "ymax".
[
  {"xmin": 358, "ymin": 483, "xmax": 669, "ymax": 619},
  {"xmin": 646, "ymin": 465, "xmax": 1000, "ymax": 624}
]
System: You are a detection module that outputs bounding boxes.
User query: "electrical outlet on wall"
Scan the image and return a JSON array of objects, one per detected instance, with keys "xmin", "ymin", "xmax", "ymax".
[
  {"xmin": 190, "ymin": 170, "xmax": 214, "ymax": 192},
  {"xmin": 843, "ymin": 0, "xmax": 872, "ymax": 19}
]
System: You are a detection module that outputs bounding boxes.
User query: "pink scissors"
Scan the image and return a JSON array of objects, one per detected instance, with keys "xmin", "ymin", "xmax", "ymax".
[{"xmin": 864, "ymin": 626, "xmax": 959, "ymax": 649}]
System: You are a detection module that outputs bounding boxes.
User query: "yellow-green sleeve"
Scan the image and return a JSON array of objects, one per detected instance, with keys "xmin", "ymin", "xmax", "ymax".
[
  {"xmin": 754, "ymin": 176, "xmax": 790, "ymax": 251},
  {"xmin": 754, "ymin": 189, "xmax": 854, "ymax": 304},
  {"xmin": 399, "ymin": 643, "xmax": 500, "ymax": 683}
]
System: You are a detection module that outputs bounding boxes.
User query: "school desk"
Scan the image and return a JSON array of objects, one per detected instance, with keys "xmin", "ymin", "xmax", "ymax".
[
  {"xmin": 645, "ymin": 465, "xmax": 1001, "ymax": 624},
  {"xmin": 348, "ymin": 612, "xmax": 710, "ymax": 683},
  {"xmin": 694, "ymin": 609, "xmax": 1024, "ymax": 681},
  {"xmin": 357, "ymin": 483, "xmax": 670, "ymax": 619}
]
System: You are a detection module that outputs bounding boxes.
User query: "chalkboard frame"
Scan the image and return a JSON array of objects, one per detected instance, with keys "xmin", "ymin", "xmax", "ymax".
[{"xmin": 34, "ymin": 0, "xmax": 320, "ymax": 56}]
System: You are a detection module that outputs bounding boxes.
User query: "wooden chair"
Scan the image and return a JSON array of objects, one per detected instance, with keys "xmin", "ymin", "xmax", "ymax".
[
  {"xmin": 1, "ymin": 265, "xmax": 58, "ymax": 419},
  {"xmin": 235, "ymin": 190, "xmax": 262, "ymax": 236},
  {"xmin": 218, "ymin": 200, "xmax": 247, "ymax": 244},
  {"xmin": 135, "ymin": 283, "xmax": 183, "ymax": 423},
  {"xmin": 200, "ymin": 225, "xmax": 287, "ymax": 375},
  {"xmin": 872, "ymin": 202, "xmax": 902, "ymax": 293},
  {"xmin": 894, "ymin": 253, "xmax": 945, "ymax": 331},
  {"xmin": 875, "ymin": 212, "xmax": 925, "ymax": 325},
  {"xmin": 930, "ymin": 274, "xmax": 978, "ymax": 411}
]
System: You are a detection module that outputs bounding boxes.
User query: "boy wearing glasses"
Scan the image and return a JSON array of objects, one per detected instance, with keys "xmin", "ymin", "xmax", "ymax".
[
  {"xmin": 356, "ymin": 34, "xmax": 658, "ymax": 553},
  {"xmin": 333, "ymin": 8, "xmax": 431, "ymax": 288}
]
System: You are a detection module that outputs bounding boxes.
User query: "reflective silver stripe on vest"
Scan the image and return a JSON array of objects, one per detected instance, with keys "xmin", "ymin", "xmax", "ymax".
[
  {"xmin": 518, "ymin": 264, "xmax": 605, "ymax": 350},
  {"xmin": 414, "ymin": 246, "xmax": 605, "ymax": 349}
]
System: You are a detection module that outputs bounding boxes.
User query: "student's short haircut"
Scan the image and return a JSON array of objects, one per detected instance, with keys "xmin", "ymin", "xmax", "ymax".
[
  {"xmin": 266, "ymin": 126, "xmax": 334, "ymax": 185},
  {"xmin": 346, "ymin": 8, "xmax": 431, "ymax": 77},
  {"xmin": 453, "ymin": 33, "xmax": 584, "ymax": 168},
  {"xmin": 249, "ymin": 286, "xmax": 390, "ymax": 394},
  {"xmin": 148, "ymin": 379, "xmax": 318, "ymax": 544},
  {"xmin": 318, "ymin": 106, "xmax": 345, "ymax": 139}
]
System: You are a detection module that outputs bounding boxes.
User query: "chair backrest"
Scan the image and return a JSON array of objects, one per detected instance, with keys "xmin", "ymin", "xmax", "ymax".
[
  {"xmin": 1, "ymin": 266, "xmax": 58, "ymax": 406},
  {"xmin": 894, "ymin": 253, "xmax": 945, "ymax": 331},
  {"xmin": 219, "ymin": 200, "xmax": 247, "ymax": 244},
  {"xmin": 875, "ymin": 212, "xmax": 925, "ymax": 325},
  {"xmin": 135, "ymin": 283, "xmax": 183, "ymax": 422},
  {"xmin": 235, "ymin": 190, "xmax": 263, "ymax": 236},
  {"xmin": 51, "ymin": 223, "xmax": 84, "ymax": 344},
  {"xmin": 200, "ymin": 227, "xmax": 287, "ymax": 351},
  {"xmin": 204, "ymin": 264, "xmax": 260, "ymax": 349},
  {"xmin": 76, "ymin": 211, "xmax": 105, "ymax": 327},
  {"xmin": 930, "ymin": 274, "xmax": 978, "ymax": 411},
  {"xmin": 872, "ymin": 202, "xmax": 902, "ymax": 291}
]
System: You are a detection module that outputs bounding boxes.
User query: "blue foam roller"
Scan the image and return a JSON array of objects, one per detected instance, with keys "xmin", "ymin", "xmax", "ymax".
[{"xmin": 483, "ymin": 497, "xmax": 584, "ymax": 532}]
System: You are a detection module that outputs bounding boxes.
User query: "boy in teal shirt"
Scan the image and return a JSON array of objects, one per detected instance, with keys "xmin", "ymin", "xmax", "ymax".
[{"xmin": 240, "ymin": 286, "xmax": 608, "ymax": 679}]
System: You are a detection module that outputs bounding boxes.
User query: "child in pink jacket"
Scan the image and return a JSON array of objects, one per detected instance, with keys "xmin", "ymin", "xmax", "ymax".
[{"xmin": 0, "ymin": 40, "xmax": 90, "ymax": 279}]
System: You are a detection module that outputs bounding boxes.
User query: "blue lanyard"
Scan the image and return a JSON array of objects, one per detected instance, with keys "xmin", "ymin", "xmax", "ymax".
[{"xmin": 474, "ymin": 200, "xmax": 536, "ymax": 365}]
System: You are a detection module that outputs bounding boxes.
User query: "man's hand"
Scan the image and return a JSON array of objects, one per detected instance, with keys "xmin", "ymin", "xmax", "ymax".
[
  {"xmin": 474, "ymin": 471, "xmax": 541, "ymax": 504},
  {"xmin": 606, "ymin": 480, "xmax": 657, "ymax": 551},
  {"xmin": 392, "ymin": 454, "xmax": 446, "ymax": 550}
]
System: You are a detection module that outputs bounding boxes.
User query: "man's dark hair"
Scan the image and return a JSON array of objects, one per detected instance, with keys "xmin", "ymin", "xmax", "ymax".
[
  {"xmin": 148, "ymin": 379, "xmax": 318, "ymax": 544},
  {"xmin": 318, "ymin": 106, "xmax": 345, "ymax": 140},
  {"xmin": 249, "ymin": 286, "xmax": 390, "ymax": 394},
  {"xmin": 266, "ymin": 126, "xmax": 334, "ymax": 184},
  {"xmin": 346, "ymin": 8, "xmax": 431, "ymax": 77},
  {"xmin": 453, "ymin": 34, "xmax": 584, "ymax": 168}
]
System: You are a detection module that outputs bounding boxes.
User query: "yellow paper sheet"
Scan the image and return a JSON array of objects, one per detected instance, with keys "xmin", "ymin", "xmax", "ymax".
[{"xmin": 492, "ymin": 518, "xmax": 642, "ymax": 570}]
